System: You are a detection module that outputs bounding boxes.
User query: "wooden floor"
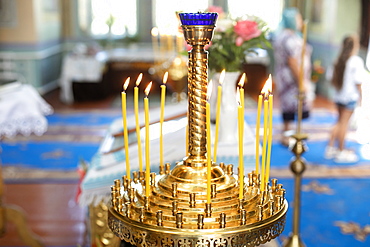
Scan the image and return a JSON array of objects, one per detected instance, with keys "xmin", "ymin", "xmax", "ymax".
[{"xmin": 0, "ymin": 88, "xmax": 335, "ymax": 246}]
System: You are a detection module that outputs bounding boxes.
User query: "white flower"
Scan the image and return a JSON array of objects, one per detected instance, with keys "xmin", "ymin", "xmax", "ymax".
[{"xmin": 215, "ymin": 19, "xmax": 234, "ymax": 32}]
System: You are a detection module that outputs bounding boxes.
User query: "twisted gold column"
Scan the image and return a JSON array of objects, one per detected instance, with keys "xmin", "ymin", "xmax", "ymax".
[{"xmin": 182, "ymin": 25, "xmax": 215, "ymax": 167}]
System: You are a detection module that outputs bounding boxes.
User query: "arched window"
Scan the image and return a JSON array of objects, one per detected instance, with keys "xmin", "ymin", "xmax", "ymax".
[{"xmin": 90, "ymin": 0, "xmax": 137, "ymax": 37}]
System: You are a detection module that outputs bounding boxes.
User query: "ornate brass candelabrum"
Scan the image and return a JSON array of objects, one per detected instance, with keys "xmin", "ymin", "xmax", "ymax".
[{"xmin": 108, "ymin": 13, "xmax": 287, "ymax": 247}]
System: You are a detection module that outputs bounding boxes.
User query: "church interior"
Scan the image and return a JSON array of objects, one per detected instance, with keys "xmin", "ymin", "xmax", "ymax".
[{"xmin": 0, "ymin": 0, "xmax": 370, "ymax": 246}]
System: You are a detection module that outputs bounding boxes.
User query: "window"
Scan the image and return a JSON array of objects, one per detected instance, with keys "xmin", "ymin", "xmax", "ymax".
[
  {"xmin": 228, "ymin": 0, "xmax": 284, "ymax": 31},
  {"xmin": 154, "ymin": 0, "xmax": 209, "ymax": 35},
  {"xmin": 90, "ymin": 0, "xmax": 137, "ymax": 37}
]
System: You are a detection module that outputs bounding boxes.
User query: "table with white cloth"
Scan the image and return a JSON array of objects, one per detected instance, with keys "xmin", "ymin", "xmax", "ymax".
[
  {"xmin": 59, "ymin": 53, "xmax": 107, "ymax": 104},
  {"xmin": 0, "ymin": 82, "xmax": 53, "ymax": 138}
]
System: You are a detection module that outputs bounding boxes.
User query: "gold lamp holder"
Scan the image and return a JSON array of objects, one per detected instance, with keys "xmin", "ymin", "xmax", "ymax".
[{"xmin": 108, "ymin": 13, "xmax": 287, "ymax": 247}]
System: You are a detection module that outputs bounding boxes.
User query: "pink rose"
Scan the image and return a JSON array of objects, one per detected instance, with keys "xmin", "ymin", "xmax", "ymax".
[{"xmin": 234, "ymin": 20, "xmax": 262, "ymax": 45}]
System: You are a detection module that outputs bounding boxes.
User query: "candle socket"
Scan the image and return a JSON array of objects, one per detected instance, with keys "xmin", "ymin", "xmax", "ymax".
[
  {"xmin": 150, "ymin": 172, "xmax": 156, "ymax": 186},
  {"xmin": 165, "ymin": 163, "xmax": 171, "ymax": 174},
  {"xmin": 238, "ymin": 199, "xmax": 244, "ymax": 212},
  {"xmin": 114, "ymin": 179, "xmax": 121, "ymax": 191},
  {"xmin": 110, "ymin": 185, "xmax": 116, "ymax": 193},
  {"xmin": 257, "ymin": 205, "xmax": 263, "ymax": 221},
  {"xmin": 240, "ymin": 209, "xmax": 246, "ymax": 225},
  {"xmin": 280, "ymin": 189, "xmax": 286, "ymax": 204},
  {"xmin": 211, "ymin": 184, "xmax": 217, "ymax": 199},
  {"xmin": 248, "ymin": 173, "xmax": 253, "ymax": 187},
  {"xmin": 172, "ymin": 201, "xmax": 178, "ymax": 216},
  {"xmin": 271, "ymin": 179, "xmax": 277, "ymax": 192},
  {"xmin": 133, "ymin": 171, "xmax": 139, "ymax": 183},
  {"xmin": 176, "ymin": 212, "xmax": 183, "ymax": 228},
  {"xmin": 277, "ymin": 184, "xmax": 283, "ymax": 191},
  {"xmin": 219, "ymin": 162, "xmax": 225, "ymax": 170},
  {"xmin": 118, "ymin": 198, "xmax": 123, "ymax": 213},
  {"xmin": 275, "ymin": 194, "xmax": 282, "ymax": 210},
  {"xmin": 111, "ymin": 191, "xmax": 117, "ymax": 210},
  {"xmin": 159, "ymin": 163, "xmax": 165, "ymax": 175},
  {"xmin": 197, "ymin": 214, "xmax": 204, "ymax": 229},
  {"xmin": 260, "ymin": 191, "xmax": 268, "ymax": 205},
  {"xmin": 269, "ymin": 200, "xmax": 275, "ymax": 216},
  {"xmin": 139, "ymin": 207, "xmax": 145, "ymax": 223},
  {"xmin": 144, "ymin": 196, "xmax": 149, "ymax": 210},
  {"xmin": 253, "ymin": 173, "xmax": 259, "ymax": 187},
  {"xmin": 122, "ymin": 175, "xmax": 128, "ymax": 191},
  {"xmin": 219, "ymin": 213, "xmax": 226, "ymax": 228},
  {"xmin": 189, "ymin": 193, "xmax": 196, "ymax": 208},
  {"xmin": 129, "ymin": 188, "xmax": 135, "ymax": 203},
  {"xmin": 205, "ymin": 203, "xmax": 212, "ymax": 217},
  {"xmin": 125, "ymin": 202, "xmax": 131, "ymax": 218},
  {"xmin": 139, "ymin": 171, "xmax": 145, "ymax": 181},
  {"xmin": 227, "ymin": 164, "xmax": 233, "ymax": 175},
  {"xmin": 127, "ymin": 179, "xmax": 132, "ymax": 192},
  {"xmin": 172, "ymin": 183, "xmax": 178, "ymax": 198},
  {"xmin": 156, "ymin": 210, "xmax": 163, "ymax": 226},
  {"xmin": 265, "ymin": 181, "xmax": 270, "ymax": 191}
]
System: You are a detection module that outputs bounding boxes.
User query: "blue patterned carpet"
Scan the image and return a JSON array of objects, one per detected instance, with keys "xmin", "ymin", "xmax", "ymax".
[{"xmin": 1, "ymin": 108, "xmax": 370, "ymax": 246}]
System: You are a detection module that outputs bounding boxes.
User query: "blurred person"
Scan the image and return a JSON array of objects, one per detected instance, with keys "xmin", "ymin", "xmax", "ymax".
[
  {"xmin": 325, "ymin": 34, "xmax": 365, "ymax": 163},
  {"xmin": 273, "ymin": 8, "xmax": 313, "ymax": 146}
]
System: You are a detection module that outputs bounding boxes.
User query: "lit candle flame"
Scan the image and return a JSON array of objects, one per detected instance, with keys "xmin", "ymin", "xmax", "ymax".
[
  {"xmin": 123, "ymin": 77, "xmax": 130, "ymax": 92},
  {"xmin": 238, "ymin": 73, "xmax": 246, "ymax": 88},
  {"xmin": 145, "ymin": 81, "xmax": 153, "ymax": 97},
  {"xmin": 207, "ymin": 80, "xmax": 213, "ymax": 101},
  {"xmin": 163, "ymin": 71, "xmax": 168, "ymax": 85},
  {"xmin": 219, "ymin": 69, "xmax": 225, "ymax": 85},
  {"xmin": 135, "ymin": 73, "xmax": 143, "ymax": 87},
  {"xmin": 261, "ymin": 74, "xmax": 272, "ymax": 96},
  {"xmin": 151, "ymin": 27, "xmax": 159, "ymax": 37}
]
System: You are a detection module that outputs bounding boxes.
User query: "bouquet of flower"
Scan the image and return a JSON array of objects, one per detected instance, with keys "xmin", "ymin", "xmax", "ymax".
[
  {"xmin": 207, "ymin": 6, "xmax": 271, "ymax": 72},
  {"xmin": 311, "ymin": 60, "xmax": 325, "ymax": 83}
]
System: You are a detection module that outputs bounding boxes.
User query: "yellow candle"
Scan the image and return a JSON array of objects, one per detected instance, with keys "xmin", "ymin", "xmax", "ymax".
[
  {"xmin": 299, "ymin": 21, "xmax": 308, "ymax": 92},
  {"xmin": 256, "ymin": 94, "xmax": 262, "ymax": 174},
  {"xmin": 160, "ymin": 72, "xmax": 168, "ymax": 167},
  {"xmin": 261, "ymin": 98, "xmax": 268, "ymax": 191},
  {"xmin": 144, "ymin": 82, "xmax": 152, "ymax": 198},
  {"xmin": 151, "ymin": 27, "xmax": 159, "ymax": 64},
  {"xmin": 238, "ymin": 73, "xmax": 246, "ymax": 109},
  {"xmin": 206, "ymin": 101, "xmax": 212, "ymax": 204},
  {"xmin": 266, "ymin": 94, "xmax": 273, "ymax": 185},
  {"xmin": 121, "ymin": 78, "xmax": 130, "ymax": 180},
  {"xmin": 265, "ymin": 74, "xmax": 273, "ymax": 184},
  {"xmin": 134, "ymin": 73, "xmax": 143, "ymax": 172},
  {"xmin": 214, "ymin": 71, "xmax": 225, "ymax": 163},
  {"xmin": 238, "ymin": 103, "xmax": 244, "ymax": 199}
]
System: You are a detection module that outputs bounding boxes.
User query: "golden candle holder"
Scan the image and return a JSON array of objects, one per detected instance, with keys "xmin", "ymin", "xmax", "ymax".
[
  {"xmin": 282, "ymin": 93, "xmax": 307, "ymax": 247},
  {"xmin": 108, "ymin": 13, "xmax": 287, "ymax": 247}
]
